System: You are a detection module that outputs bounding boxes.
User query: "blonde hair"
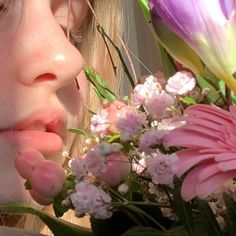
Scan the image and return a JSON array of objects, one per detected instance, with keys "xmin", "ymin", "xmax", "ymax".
[{"xmin": 4, "ymin": 0, "xmax": 123, "ymax": 234}]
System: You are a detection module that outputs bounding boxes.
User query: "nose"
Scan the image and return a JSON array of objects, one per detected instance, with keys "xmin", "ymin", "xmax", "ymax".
[{"xmin": 12, "ymin": 3, "xmax": 84, "ymax": 89}]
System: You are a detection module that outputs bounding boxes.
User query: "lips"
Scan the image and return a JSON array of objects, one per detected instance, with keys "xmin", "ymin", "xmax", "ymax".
[{"xmin": 0, "ymin": 107, "xmax": 67, "ymax": 153}]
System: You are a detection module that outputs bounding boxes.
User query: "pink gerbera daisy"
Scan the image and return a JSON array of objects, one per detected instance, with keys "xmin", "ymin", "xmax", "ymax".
[{"xmin": 163, "ymin": 104, "xmax": 236, "ymax": 201}]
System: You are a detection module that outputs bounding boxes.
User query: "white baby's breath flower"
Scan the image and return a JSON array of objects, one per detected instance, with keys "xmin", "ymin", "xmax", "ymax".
[
  {"xmin": 146, "ymin": 151, "xmax": 179, "ymax": 185},
  {"xmin": 118, "ymin": 183, "xmax": 129, "ymax": 195},
  {"xmin": 91, "ymin": 109, "xmax": 109, "ymax": 137},
  {"xmin": 166, "ymin": 71, "xmax": 196, "ymax": 95}
]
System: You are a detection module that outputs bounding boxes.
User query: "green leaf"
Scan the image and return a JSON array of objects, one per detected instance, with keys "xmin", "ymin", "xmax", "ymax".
[
  {"xmin": 138, "ymin": 0, "xmax": 151, "ymax": 23},
  {"xmin": 68, "ymin": 128, "xmax": 93, "ymax": 139},
  {"xmin": 84, "ymin": 68, "xmax": 117, "ymax": 101},
  {"xmin": 196, "ymin": 75, "xmax": 224, "ymax": 105},
  {"xmin": 223, "ymin": 193, "xmax": 236, "ymax": 235},
  {"xmin": 181, "ymin": 96, "xmax": 196, "ymax": 105},
  {"xmin": 90, "ymin": 211, "xmax": 136, "ymax": 236},
  {"xmin": 128, "ymin": 179, "xmax": 141, "ymax": 192},
  {"xmin": 123, "ymin": 226, "xmax": 189, "ymax": 236},
  {"xmin": 106, "ymin": 134, "xmax": 120, "ymax": 143},
  {"xmin": 123, "ymin": 204, "xmax": 166, "ymax": 231},
  {"xmin": 196, "ymin": 200, "xmax": 222, "ymax": 236},
  {"xmin": 0, "ymin": 203, "xmax": 94, "ymax": 236},
  {"xmin": 53, "ymin": 175, "xmax": 76, "ymax": 217},
  {"xmin": 173, "ymin": 180, "xmax": 195, "ymax": 236},
  {"xmin": 157, "ymin": 43, "xmax": 177, "ymax": 77}
]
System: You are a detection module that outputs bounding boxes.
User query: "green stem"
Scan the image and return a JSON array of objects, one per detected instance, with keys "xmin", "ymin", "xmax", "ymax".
[
  {"xmin": 97, "ymin": 25, "xmax": 135, "ymax": 88},
  {"xmin": 113, "ymin": 201, "xmax": 170, "ymax": 208}
]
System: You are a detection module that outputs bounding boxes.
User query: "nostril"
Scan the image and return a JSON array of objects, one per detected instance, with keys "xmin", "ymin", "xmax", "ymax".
[{"xmin": 35, "ymin": 73, "xmax": 56, "ymax": 82}]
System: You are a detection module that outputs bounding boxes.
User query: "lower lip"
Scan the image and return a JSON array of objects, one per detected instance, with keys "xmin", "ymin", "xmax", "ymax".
[{"xmin": 0, "ymin": 130, "xmax": 63, "ymax": 153}]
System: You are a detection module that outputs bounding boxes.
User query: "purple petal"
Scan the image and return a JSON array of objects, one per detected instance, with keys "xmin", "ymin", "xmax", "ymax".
[{"xmin": 220, "ymin": 0, "xmax": 235, "ymax": 19}]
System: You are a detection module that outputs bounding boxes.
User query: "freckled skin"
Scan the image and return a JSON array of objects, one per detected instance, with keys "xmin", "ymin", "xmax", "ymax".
[{"xmin": 0, "ymin": 0, "xmax": 89, "ymax": 206}]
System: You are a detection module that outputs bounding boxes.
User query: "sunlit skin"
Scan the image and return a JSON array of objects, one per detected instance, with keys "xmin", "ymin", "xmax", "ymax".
[{"xmin": 0, "ymin": 0, "xmax": 89, "ymax": 205}]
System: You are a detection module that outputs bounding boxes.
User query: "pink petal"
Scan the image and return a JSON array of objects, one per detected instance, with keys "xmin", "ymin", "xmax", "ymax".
[
  {"xmin": 199, "ymin": 148, "xmax": 230, "ymax": 154},
  {"xmin": 214, "ymin": 152, "xmax": 236, "ymax": 162},
  {"xmin": 196, "ymin": 171, "xmax": 236, "ymax": 199},
  {"xmin": 176, "ymin": 154, "xmax": 214, "ymax": 176},
  {"xmin": 219, "ymin": 160, "xmax": 236, "ymax": 171},
  {"xmin": 197, "ymin": 163, "xmax": 221, "ymax": 182},
  {"xmin": 163, "ymin": 128, "xmax": 220, "ymax": 148},
  {"xmin": 182, "ymin": 125, "xmax": 218, "ymax": 138},
  {"xmin": 177, "ymin": 149, "xmax": 202, "ymax": 159},
  {"xmin": 186, "ymin": 105, "xmax": 230, "ymax": 120},
  {"xmin": 181, "ymin": 166, "xmax": 203, "ymax": 201},
  {"xmin": 184, "ymin": 117, "xmax": 223, "ymax": 131}
]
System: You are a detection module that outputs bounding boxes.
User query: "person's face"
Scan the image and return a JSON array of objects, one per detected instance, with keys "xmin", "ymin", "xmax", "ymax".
[{"xmin": 0, "ymin": 0, "xmax": 89, "ymax": 205}]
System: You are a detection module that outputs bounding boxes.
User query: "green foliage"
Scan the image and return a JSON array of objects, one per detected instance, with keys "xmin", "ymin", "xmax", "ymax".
[
  {"xmin": 138, "ymin": 0, "xmax": 151, "ymax": 23},
  {"xmin": 84, "ymin": 68, "xmax": 117, "ymax": 101},
  {"xmin": 53, "ymin": 175, "xmax": 76, "ymax": 217},
  {"xmin": 68, "ymin": 128, "xmax": 93, "ymax": 139},
  {"xmin": 123, "ymin": 226, "xmax": 189, "ymax": 236},
  {"xmin": 173, "ymin": 179, "xmax": 195, "ymax": 236},
  {"xmin": 181, "ymin": 96, "xmax": 197, "ymax": 105},
  {"xmin": 196, "ymin": 200, "xmax": 222, "ymax": 236},
  {"xmin": 0, "ymin": 203, "xmax": 94, "ymax": 236},
  {"xmin": 223, "ymin": 193, "xmax": 236, "ymax": 235}
]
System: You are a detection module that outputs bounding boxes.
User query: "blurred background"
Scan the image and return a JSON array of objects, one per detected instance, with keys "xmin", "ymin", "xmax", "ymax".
[{"xmin": 125, "ymin": 0, "xmax": 161, "ymax": 77}]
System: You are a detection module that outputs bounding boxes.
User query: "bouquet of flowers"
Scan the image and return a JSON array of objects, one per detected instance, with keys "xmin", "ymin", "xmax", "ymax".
[{"xmin": 3, "ymin": 1, "xmax": 236, "ymax": 236}]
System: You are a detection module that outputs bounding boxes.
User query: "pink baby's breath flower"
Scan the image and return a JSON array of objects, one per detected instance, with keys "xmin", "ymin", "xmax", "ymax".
[
  {"xmin": 69, "ymin": 158, "xmax": 86, "ymax": 180},
  {"xmin": 131, "ymin": 75, "xmax": 161, "ymax": 107},
  {"xmin": 117, "ymin": 111, "xmax": 146, "ymax": 136},
  {"xmin": 84, "ymin": 148, "xmax": 106, "ymax": 175},
  {"xmin": 145, "ymin": 90, "xmax": 175, "ymax": 118},
  {"xmin": 165, "ymin": 71, "xmax": 196, "ymax": 95},
  {"xmin": 139, "ymin": 128, "xmax": 163, "ymax": 153},
  {"xmin": 163, "ymin": 104, "xmax": 236, "ymax": 201},
  {"xmin": 91, "ymin": 109, "xmax": 109, "ymax": 137},
  {"xmin": 70, "ymin": 182, "xmax": 112, "ymax": 219},
  {"xmin": 146, "ymin": 151, "xmax": 179, "ymax": 185}
]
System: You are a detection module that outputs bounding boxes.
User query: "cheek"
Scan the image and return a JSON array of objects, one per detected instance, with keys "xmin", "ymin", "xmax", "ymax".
[{"xmin": 56, "ymin": 70, "xmax": 89, "ymax": 116}]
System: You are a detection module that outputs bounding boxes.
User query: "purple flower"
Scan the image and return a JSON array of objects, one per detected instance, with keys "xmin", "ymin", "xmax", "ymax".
[
  {"xmin": 146, "ymin": 151, "xmax": 179, "ymax": 185},
  {"xmin": 70, "ymin": 182, "xmax": 112, "ymax": 219},
  {"xmin": 149, "ymin": 0, "xmax": 236, "ymax": 93}
]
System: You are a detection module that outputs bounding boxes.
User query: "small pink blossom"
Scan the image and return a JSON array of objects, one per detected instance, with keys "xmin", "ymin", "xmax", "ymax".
[
  {"xmin": 84, "ymin": 148, "xmax": 106, "ymax": 175},
  {"xmin": 145, "ymin": 90, "xmax": 175, "ymax": 118},
  {"xmin": 146, "ymin": 151, "xmax": 179, "ymax": 185},
  {"xmin": 70, "ymin": 182, "xmax": 112, "ymax": 219},
  {"xmin": 91, "ymin": 109, "xmax": 109, "ymax": 137},
  {"xmin": 165, "ymin": 71, "xmax": 196, "ymax": 95},
  {"xmin": 117, "ymin": 111, "xmax": 146, "ymax": 136},
  {"xmin": 69, "ymin": 158, "xmax": 87, "ymax": 180},
  {"xmin": 131, "ymin": 75, "xmax": 162, "ymax": 107},
  {"xmin": 104, "ymin": 100, "xmax": 131, "ymax": 134},
  {"xmin": 139, "ymin": 128, "xmax": 163, "ymax": 153}
]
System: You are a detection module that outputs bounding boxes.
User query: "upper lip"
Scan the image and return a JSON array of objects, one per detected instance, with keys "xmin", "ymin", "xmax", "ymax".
[{"xmin": 0, "ymin": 107, "xmax": 67, "ymax": 138}]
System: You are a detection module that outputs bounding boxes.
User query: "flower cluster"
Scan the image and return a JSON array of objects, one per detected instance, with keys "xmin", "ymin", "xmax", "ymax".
[
  {"xmin": 12, "ymin": 1, "xmax": 236, "ymax": 235},
  {"xmin": 56, "ymin": 71, "xmax": 199, "ymax": 220}
]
